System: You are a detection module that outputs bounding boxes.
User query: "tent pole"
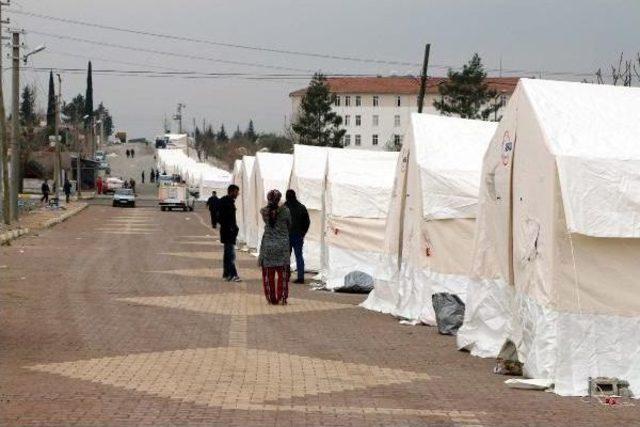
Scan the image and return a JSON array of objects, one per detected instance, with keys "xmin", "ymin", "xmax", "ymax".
[{"xmin": 397, "ymin": 150, "xmax": 410, "ymax": 270}]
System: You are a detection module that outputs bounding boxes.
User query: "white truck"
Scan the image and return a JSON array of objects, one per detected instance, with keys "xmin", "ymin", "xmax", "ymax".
[{"xmin": 158, "ymin": 183, "xmax": 197, "ymax": 212}]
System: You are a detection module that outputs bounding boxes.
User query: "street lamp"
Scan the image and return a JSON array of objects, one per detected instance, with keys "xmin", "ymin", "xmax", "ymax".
[{"xmin": 23, "ymin": 44, "xmax": 46, "ymax": 64}]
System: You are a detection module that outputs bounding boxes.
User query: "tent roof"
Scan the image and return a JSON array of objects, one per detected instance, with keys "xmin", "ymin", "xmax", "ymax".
[
  {"xmin": 521, "ymin": 79, "xmax": 640, "ymax": 160},
  {"xmin": 411, "ymin": 113, "xmax": 497, "ymax": 173},
  {"xmin": 293, "ymin": 145, "xmax": 329, "ymax": 180},
  {"xmin": 510, "ymin": 79, "xmax": 640, "ymax": 237},
  {"xmin": 327, "ymin": 149, "xmax": 397, "ymax": 188},
  {"xmin": 410, "ymin": 113, "xmax": 497, "ymax": 220},
  {"xmin": 255, "ymin": 152, "xmax": 293, "ymax": 181}
]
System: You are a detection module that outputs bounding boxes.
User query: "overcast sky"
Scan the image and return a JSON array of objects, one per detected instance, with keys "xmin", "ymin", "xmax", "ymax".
[{"xmin": 7, "ymin": 0, "xmax": 640, "ymax": 138}]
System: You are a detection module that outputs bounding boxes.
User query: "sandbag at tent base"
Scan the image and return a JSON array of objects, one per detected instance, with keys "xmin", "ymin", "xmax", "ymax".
[
  {"xmin": 432, "ymin": 293, "xmax": 465, "ymax": 335},
  {"xmin": 334, "ymin": 271, "xmax": 375, "ymax": 294}
]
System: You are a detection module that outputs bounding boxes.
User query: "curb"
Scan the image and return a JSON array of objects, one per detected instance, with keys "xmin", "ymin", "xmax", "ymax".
[
  {"xmin": 41, "ymin": 204, "xmax": 89, "ymax": 228},
  {"xmin": 0, "ymin": 204, "xmax": 88, "ymax": 245},
  {"xmin": 0, "ymin": 228, "xmax": 30, "ymax": 245}
]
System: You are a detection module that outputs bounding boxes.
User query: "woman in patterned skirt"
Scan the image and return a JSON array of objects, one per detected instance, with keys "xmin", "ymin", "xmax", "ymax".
[{"xmin": 259, "ymin": 190, "xmax": 292, "ymax": 304}]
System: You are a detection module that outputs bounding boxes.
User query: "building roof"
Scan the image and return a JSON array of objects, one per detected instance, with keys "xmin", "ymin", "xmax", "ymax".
[{"xmin": 289, "ymin": 76, "xmax": 519, "ymax": 97}]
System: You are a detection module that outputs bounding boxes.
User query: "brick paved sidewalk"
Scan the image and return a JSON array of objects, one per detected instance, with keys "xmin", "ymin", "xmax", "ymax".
[{"xmin": 1, "ymin": 205, "xmax": 638, "ymax": 426}]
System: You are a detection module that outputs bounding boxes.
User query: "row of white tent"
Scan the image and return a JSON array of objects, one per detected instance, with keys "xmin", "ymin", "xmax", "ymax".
[
  {"xmin": 232, "ymin": 79, "xmax": 640, "ymax": 398},
  {"xmin": 156, "ymin": 148, "xmax": 232, "ymax": 201}
]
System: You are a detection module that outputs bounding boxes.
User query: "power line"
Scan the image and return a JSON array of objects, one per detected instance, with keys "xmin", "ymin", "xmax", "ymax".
[
  {"xmin": 25, "ymin": 29, "xmax": 321, "ymax": 73},
  {"xmin": 10, "ymin": 9, "xmax": 424, "ymax": 67},
  {"xmin": 11, "ymin": 9, "xmax": 607, "ymax": 78}
]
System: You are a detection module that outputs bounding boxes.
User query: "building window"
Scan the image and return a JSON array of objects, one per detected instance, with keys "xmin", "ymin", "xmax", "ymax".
[
  {"xmin": 372, "ymin": 134, "xmax": 379, "ymax": 146},
  {"xmin": 372, "ymin": 115, "xmax": 379, "ymax": 126},
  {"xmin": 344, "ymin": 115, "xmax": 350, "ymax": 126},
  {"xmin": 344, "ymin": 134, "xmax": 351, "ymax": 146},
  {"xmin": 394, "ymin": 115, "xmax": 400, "ymax": 127},
  {"xmin": 355, "ymin": 115, "xmax": 361, "ymax": 126},
  {"xmin": 355, "ymin": 135, "xmax": 361, "ymax": 146},
  {"xmin": 345, "ymin": 96, "xmax": 351, "ymax": 107},
  {"xmin": 373, "ymin": 96, "xmax": 379, "ymax": 107},
  {"xmin": 355, "ymin": 95, "xmax": 361, "ymax": 106},
  {"xmin": 394, "ymin": 134, "xmax": 402, "ymax": 146},
  {"xmin": 396, "ymin": 96, "xmax": 401, "ymax": 107},
  {"xmin": 334, "ymin": 96, "xmax": 341, "ymax": 107}
]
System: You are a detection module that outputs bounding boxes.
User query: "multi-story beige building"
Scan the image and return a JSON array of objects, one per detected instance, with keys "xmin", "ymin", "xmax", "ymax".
[{"xmin": 290, "ymin": 76, "xmax": 518, "ymax": 150}]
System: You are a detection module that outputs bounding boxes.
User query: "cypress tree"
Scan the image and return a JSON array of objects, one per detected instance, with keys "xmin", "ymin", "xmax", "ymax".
[
  {"xmin": 84, "ymin": 61, "xmax": 94, "ymax": 127},
  {"xmin": 217, "ymin": 124, "xmax": 228, "ymax": 142},
  {"xmin": 245, "ymin": 119, "xmax": 257, "ymax": 141},
  {"xmin": 46, "ymin": 71, "xmax": 56, "ymax": 130}
]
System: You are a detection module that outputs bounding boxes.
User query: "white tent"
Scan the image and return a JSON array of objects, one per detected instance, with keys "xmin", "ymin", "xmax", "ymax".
[
  {"xmin": 254, "ymin": 152, "xmax": 294, "ymax": 250},
  {"xmin": 241, "ymin": 156, "xmax": 257, "ymax": 249},
  {"xmin": 156, "ymin": 149, "xmax": 231, "ymax": 200},
  {"xmin": 198, "ymin": 166, "xmax": 232, "ymax": 201},
  {"xmin": 289, "ymin": 145, "xmax": 330, "ymax": 272},
  {"xmin": 232, "ymin": 160, "xmax": 246, "ymax": 244},
  {"xmin": 324, "ymin": 149, "xmax": 398, "ymax": 290},
  {"xmin": 457, "ymin": 79, "xmax": 640, "ymax": 397},
  {"xmin": 363, "ymin": 114, "xmax": 497, "ymax": 324}
]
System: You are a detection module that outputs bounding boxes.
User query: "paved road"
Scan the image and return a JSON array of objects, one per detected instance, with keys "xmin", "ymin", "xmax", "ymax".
[{"xmin": 1, "ymin": 205, "xmax": 639, "ymax": 426}]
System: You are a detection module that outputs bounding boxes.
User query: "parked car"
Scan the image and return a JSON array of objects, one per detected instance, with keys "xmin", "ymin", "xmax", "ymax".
[
  {"xmin": 103, "ymin": 177, "xmax": 124, "ymax": 194},
  {"xmin": 113, "ymin": 188, "xmax": 136, "ymax": 208}
]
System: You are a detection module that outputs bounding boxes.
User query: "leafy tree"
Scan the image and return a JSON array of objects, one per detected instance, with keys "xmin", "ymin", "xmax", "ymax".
[
  {"xmin": 19, "ymin": 85, "xmax": 38, "ymax": 127},
  {"xmin": 46, "ymin": 71, "xmax": 56, "ymax": 130},
  {"xmin": 292, "ymin": 73, "xmax": 345, "ymax": 147},
  {"xmin": 257, "ymin": 133, "xmax": 293, "ymax": 154},
  {"xmin": 62, "ymin": 94, "xmax": 86, "ymax": 125},
  {"xmin": 245, "ymin": 119, "xmax": 257, "ymax": 141},
  {"xmin": 84, "ymin": 61, "xmax": 94, "ymax": 127},
  {"xmin": 217, "ymin": 124, "xmax": 229, "ymax": 142},
  {"xmin": 94, "ymin": 102, "xmax": 114, "ymax": 136},
  {"xmin": 232, "ymin": 125, "xmax": 242, "ymax": 140},
  {"xmin": 433, "ymin": 53, "xmax": 500, "ymax": 120}
]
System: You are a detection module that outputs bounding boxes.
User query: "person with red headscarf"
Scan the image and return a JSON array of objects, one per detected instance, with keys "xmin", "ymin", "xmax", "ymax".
[{"xmin": 259, "ymin": 189, "xmax": 291, "ymax": 304}]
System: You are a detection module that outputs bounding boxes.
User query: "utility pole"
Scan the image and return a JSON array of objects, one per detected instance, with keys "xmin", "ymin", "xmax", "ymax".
[
  {"xmin": 174, "ymin": 102, "xmax": 185, "ymax": 134},
  {"xmin": 76, "ymin": 124, "xmax": 81, "ymax": 200},
  {"xmin": 0, "ymin": 1, "xmax": 10, "ymax": 225},
  {"xmin": 417, "ymin": 43, "xmax": 431, "ymax": 113},
  {"xmin": 53, "ymin": 73, "xmax": 62, "ymax": 202},
  {"xmin": 10, "ymin": 30, "xmax": 20, "ymax": 220}
]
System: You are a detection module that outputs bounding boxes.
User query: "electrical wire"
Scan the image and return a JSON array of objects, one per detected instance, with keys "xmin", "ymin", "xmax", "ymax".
[
  {"xmin": 24, "ymin": 29, "xmax": 321, "ymax": 74},
  {"xmin": 9, "ymin": 9, "xmax": 425, "ymax": 68},
  {"xmin": 9, "ymin": 9, "xmax": 608, "ymax": 78}
]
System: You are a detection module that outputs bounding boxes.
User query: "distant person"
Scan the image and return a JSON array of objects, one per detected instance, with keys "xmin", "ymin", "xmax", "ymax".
[
  {"xmin": 155, "ymin": 170, "xmax": 160, "ymax": 181},
  {"xmin": 141, "ymin": 170, "xmax": 145, "ymax": 184},
  {"xmin": 259, "ymin": 190, "xmax": 292, "ymax": 305},
  {"xmin": 63, "ymin": 178, "xmax": 72, "ymax": 203},
  {"xmin": 131, "ymin": 149, "xmax": 135, "ymax": 158},
  {"xmin": 126, "ymin": 149, "xmax": 130, "ymax": 158},
  {"xmin": 206, "ymin": 191, "xmax": 220, "ymax": 229},
  {"xmin": 217, "ymin": 184, "xmax": 241, "ymax": 282},
  {"xmin": 130, "ymin": 178, "xmax": 136, "ymax": 194},
  {"xmin": 150, "ymin": 168, "xmax": 155, "ymax": 183},
  {"xmin": 285, "ymin": 189, "xmax": 310, "ymax": 284},
  {"xmin": 123, "ymin": 179, "xmax": 130, "ymax": 189},
  {"xmin": 41, "ymin": 179, "xmax": 50, "ymax": 204},
  {"xmin": 96, "ymin": 176, "xmax": 103, "ymax": 194}
]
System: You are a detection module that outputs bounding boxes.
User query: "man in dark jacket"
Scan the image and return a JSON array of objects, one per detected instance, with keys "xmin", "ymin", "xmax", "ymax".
[
  {"xmin": 63, "ymin": 178, "xmax": 72, "ymax": 203},
  {"xmin": 217, "ymin": 185, "xmax": 241, "ymax": 282},
  {"xmin": 285, "ymin": 189, "xmax": 310, "ymax": 284},
  {"xmin": 41, "ymin": 180, "xmax": 50, "ymax": 204},
  {"xmin": 206, "ymin": 191, "xmax": 220, "ymax": 229}
]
